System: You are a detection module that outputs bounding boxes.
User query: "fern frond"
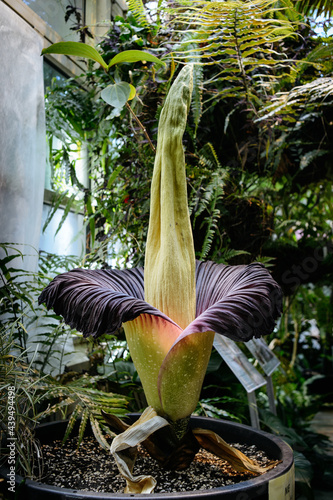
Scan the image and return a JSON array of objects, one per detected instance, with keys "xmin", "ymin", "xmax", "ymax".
[
  {"xmin": 128, "ymin": 0, "xmax": 150, "ymax": 30},
  {"xmin": 300, "ymin": 150, "xmax": 329, "ymax": 170},
  {"xmin": 190, "ymin": 147, "xmax": 228, "ymax": 259},
  {"xmin": 175, "ymin": 33, "xmax": 204, "ymax": 133},
  {"xmin": 217, "ymin": 248, "xmax": 251, "ymax": 264},
  {"xmin": 253, "ymin": 255, "xmax": 276, "ymax": 267},
  {"xmin": 192, "ymin": 62, "xmax": 204, "ymax": 133},
  {"xmin": 199, "ymin": 206, "xmax": 221, "ymax": 259},
  {"xmin": 257, "ymin": 77, "xmax": 333, "ymax": 121},
  {"xmin": 169, "ymin": 0, "xmax": 297, "ymax": 102}
]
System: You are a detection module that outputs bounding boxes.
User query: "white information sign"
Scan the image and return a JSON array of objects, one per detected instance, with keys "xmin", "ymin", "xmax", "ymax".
[
  {"xmin": 246, "ymin": 337, "xmax": 280, "ymax": 376},
  {"xmin": 213, "ymin": 335, "xmax": 266, "ymax": 393}
]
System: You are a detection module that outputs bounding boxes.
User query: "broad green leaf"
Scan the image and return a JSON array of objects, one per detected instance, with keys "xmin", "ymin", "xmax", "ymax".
[
  {"xmin": 41, "ymin": 41, "xmax": 108, "ymax": 70},
  {"xmin": 101, "ymin": 82, "xmax": 131, "ymax": 109},
  {"xmin": 108, "ymin": 50, "xmax": 165, "ymax": 68}
]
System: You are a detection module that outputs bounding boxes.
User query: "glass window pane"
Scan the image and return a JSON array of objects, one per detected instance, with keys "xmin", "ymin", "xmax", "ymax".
[
  {"xmin": 40, "ymin": 204, "xmax": 85, "ymax": 257},
  {"xmin": 23, "ymin": 0, "xmax": 84, "ymax": 41},
  {"xmin": 43, "ymin": 60, "xmax": 68, "ymax": 89}
]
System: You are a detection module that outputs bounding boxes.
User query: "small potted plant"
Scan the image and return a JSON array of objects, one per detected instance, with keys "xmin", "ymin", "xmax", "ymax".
[{"xmin": 34, "ymin": 62, "xmax": 294, "ymax": 498}]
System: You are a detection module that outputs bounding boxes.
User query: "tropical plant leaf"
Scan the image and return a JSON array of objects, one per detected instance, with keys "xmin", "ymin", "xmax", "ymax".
[
  {"xmin": 107, "ymin": 165, "xmax": 124, "ymax": 189},
  {"xmin": 293, "ymin": 450, "xmax": 313, "ymax": 485},
  {"xmin": 42, "ymin": 191, "xmax": 70, "ymax": 233},
  {"xmin": 108, "ymin": 50, "xmax": 165, "ymax": 68},
  {"xmin": 54, "ymin": 193, "xmax": 78, "ymax": 237},
  {"xmin": 38, "ymin": 397, "xmax": 77, "ymax": 418},
  {"xmin": 101, "ymin": 82, "xmax": 133, "ymax": 109},
  {"xmin": 42, "ymin": 42, "xmax": 108, "ymax": 69}
]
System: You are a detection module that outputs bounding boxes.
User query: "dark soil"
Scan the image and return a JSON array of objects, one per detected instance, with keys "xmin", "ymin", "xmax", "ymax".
[{"xmin": 38, "ymin": 435, "xmax": 275, "ymax": 494}]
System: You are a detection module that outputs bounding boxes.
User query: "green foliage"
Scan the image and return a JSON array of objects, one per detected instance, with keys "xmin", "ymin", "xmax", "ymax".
[
  {"xmin": 171, "ymin": 0, "xmax": 297, "ymax": 106},
  {"xmin": 0, "ymin": 243, "xmax": 130, "ymax": 477},
  {"xmin": 0, "ymin": 331, "xmax": 128, "ymax": 478},
  {"xmin": 3, "ymin": 2, "xmax": 333, "ymax": 492},
  {"xmin": 36, "ymin": 373, "xmax": 128, "ymax": 451},
  {"xmin": 195, "ymin": 396, "xmax": 242, "ymax": 422},
  {"xmin": 42, "ymin": 41, "xmax": 109, "ymax": 69},
  {"xmin": 127, "ymin": 0, "xmax": 151, "ymax": 30},
  {"xmin": 189, "ymin": 148, "xmax": 228, "ymax": 259},
  {"xmin": 101, "ymin": 81, "xmax": 136, "ymax": 110},
  {"xmin": 296, "ymin": 0, "xmax": 333, "ymax": 17},
  {"xmin": 42, "ymin": 42, "xmax": 164, "ymax": 73},
  {"xmin": 0, "ymin": 327, "xmax": 44, "ymax": 478},
  {"xmin": 0, "ymin": 245, "xmax": 82, "ymax": 373}
]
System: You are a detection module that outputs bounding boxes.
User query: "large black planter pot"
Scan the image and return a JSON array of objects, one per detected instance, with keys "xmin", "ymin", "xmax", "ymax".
[{"xmin": 1, "ymin": 415, "xmax": 294, "ymax": 500}]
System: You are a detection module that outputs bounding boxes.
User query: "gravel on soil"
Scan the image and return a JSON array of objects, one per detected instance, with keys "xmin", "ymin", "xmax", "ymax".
[{"xmin": 37, "ymin": 435, "xmax": 277, "ymax": 494}]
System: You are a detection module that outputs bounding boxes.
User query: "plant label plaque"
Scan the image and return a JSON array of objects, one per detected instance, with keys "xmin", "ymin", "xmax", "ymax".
[
  {"xmin": 213, "ymin": 335, "xmax": 266, "ymax": 393},
  {"xmin": 245, "ymin": 337, "xmax": 280, "ymax": 376}
]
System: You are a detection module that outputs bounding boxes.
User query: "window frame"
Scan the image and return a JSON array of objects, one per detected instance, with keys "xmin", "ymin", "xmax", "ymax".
[{"xmin": 3, "ymin": 0, "xmax": 87, "ymax": 77}]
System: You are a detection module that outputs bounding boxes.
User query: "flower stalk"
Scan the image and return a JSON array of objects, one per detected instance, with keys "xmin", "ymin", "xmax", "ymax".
[{"xmin": 123, "ymin": 65, "xmax": 214, "ymax": 423}]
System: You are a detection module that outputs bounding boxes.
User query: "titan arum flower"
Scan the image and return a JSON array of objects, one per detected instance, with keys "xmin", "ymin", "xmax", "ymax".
[{"xmin": 39, "ymin": 65, "xmax": 282, "ymax": 493}]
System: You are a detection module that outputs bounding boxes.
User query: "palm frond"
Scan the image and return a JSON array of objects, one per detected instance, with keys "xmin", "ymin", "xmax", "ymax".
[
  {"xmin": 78, "ymin": 407, "xmax": 90, "ymax": 447},
  {"xmin": 63, "ymin": 405, "xmax": 82, "ymax": 443},
  {"xmin": 296, "ymin": 0, "xmax": 333, "ymax": 17},
  {"xmin": 36, "ymin": 374, "xmax": 128, "ymax": 450},
  {"xmin": 90, "ymin": 414, "xmax": 110, "ymax": 451}
]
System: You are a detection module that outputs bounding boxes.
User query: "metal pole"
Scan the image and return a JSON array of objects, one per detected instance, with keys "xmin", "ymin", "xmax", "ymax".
[
  {"xmin": 247, "ymin": 391, "xmax": 260, "ymax": 429},
  {"xmin": 266, "ymin": 375, "xmax": 277, "ymax": 415}
]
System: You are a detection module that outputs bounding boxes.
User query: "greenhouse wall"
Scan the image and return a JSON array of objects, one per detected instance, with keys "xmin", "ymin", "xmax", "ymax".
[{"xmin": 0, "ymin": 1, "xmax": 46, "ymax": 273}]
